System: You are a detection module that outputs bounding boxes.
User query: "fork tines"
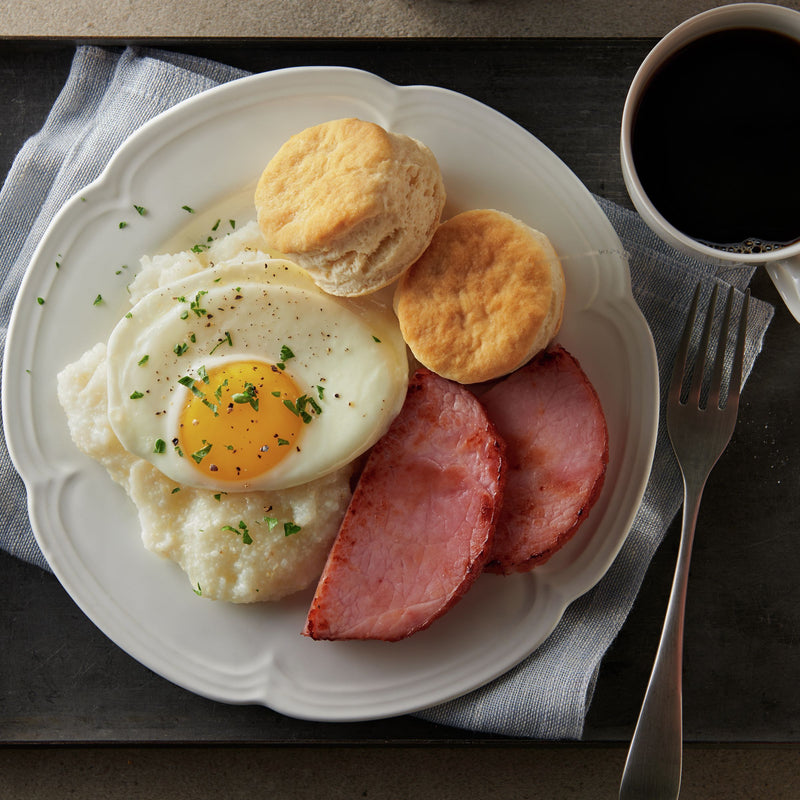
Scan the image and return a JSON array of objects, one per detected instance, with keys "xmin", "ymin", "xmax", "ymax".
[{"xmin": 670, "ymin": 282, "xmax": 750, "ymax": 411}]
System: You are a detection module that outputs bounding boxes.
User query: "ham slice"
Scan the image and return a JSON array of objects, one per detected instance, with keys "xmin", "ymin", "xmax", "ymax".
[
  {"xmin": 303, "ymin": 368, "xmax": 505, "ymax": 641},
  {"xmin": 481, "ymin": 345, "xmax": 608, "ymax": 574}
]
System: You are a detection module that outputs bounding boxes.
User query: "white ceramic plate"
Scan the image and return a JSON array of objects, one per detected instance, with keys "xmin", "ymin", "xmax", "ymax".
[{"xmin": 3, "ymin": 67, "xmax": 658, "ymax": 722}]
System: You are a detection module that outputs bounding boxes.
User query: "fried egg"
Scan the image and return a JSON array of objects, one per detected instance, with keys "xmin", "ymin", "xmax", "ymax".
[{"xmin": 105, "ymin": 257, "xmax": 408, "ymax": 492}]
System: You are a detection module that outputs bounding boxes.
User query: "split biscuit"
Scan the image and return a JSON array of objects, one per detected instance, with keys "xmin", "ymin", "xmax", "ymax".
[
  {"xmin": 394, "ymin": 209, "xmax": 565, "ymax": 384},
  {"xmin": 255, "ymin": 118, "xmax": 446, "ymax": 297}
]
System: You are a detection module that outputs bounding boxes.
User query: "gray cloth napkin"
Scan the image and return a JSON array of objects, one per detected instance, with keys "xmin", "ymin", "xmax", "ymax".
[{"xmin": 0, "ymin": 45, "xmax": 774, "ymax": 739}]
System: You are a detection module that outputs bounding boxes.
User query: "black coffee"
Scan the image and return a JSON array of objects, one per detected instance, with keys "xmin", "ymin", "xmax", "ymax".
[{"xmin": 632, "ymin": 28, "xmax": 800, "ymax": 253}]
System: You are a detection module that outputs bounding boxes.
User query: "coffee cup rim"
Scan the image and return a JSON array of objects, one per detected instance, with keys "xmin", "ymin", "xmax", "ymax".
[{"xmin": 620, "ymin": 2, "xmax": 800, "ymax": 264}]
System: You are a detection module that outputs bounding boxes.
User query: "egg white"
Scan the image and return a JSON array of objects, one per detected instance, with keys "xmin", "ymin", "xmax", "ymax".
[{"xmin": 106, "ymin": 257, "xmax": 409, "ymax": 492}]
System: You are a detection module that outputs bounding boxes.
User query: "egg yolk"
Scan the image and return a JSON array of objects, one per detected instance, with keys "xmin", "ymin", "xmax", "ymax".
[{"xmin": 178, "ymin": 360, "xmax": 305, "ymax": 484}]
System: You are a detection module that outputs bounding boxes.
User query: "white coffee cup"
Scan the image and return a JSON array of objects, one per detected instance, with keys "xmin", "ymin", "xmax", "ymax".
[{"xmin": 620, "ymin": 2, "xmax": 800, "ymax": 322}]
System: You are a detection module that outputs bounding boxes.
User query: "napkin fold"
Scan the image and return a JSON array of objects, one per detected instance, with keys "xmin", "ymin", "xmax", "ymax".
[{"xmin": 0, "ymin": 45, "xmax": 774, "ymax": 739}]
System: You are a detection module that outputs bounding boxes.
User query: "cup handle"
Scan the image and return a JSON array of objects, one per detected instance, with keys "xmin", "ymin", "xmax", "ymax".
[{"xmin": 765, "ymin": 256, "xmax": 800, "ymax": 323}]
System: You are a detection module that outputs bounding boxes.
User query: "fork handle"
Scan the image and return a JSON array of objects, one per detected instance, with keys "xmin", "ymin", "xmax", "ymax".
[{"xmin": 619, "ymin": 478, "xmax": 705, "ymax": 800}]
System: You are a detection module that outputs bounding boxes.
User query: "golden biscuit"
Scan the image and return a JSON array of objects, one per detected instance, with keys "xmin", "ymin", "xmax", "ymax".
[
  {"xmin": 395, "ymin": 209, "xmax": 565, "ymax": 384},
  {"xmin": 255, "ymin": 118, "xmax": 445, "ymax": 297}
]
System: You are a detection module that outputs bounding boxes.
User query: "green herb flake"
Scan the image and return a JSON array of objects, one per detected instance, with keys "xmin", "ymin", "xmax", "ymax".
[
  {"xmin": 262, "ymin": 516, "xmax": 279, "ymax": 530},
  {"xmin": 232, "ymin": 381, "xmax": 259, "ymax": 410},
  {"xmin": 138, "ymin": 354, "xmax": 149, "ymax": 366},
  {"xmin": 36, "ymin": 297, "xmax": 45, "ymax": 306},
  {"xmin": 284, "ymin": 522, "xmax": 301, "ymax": 537},
  {"xmin": 153, "ymin": 438, "xmax": 166, "ymax": 454},
  {"xmin": 118, "ymin": 221, "xmax": 128, "ymax": 229},
  {"xmin": 134, "ymin": 204, "xmax": 147, "ymax": 216},
  {"xmin": 277, "ymin": 438, "xmax": 290, "ymax": 447},
  {"xmin": 173, "ymin": 342, "xmax": 189, "ymax": 356},
  {"xmin": 171, "ymin": 487, "xmax": 181, "ymax": 494},
  {"xmin": 372, "ymin": 335, "xmax": 382, "ymax": 343},
  {"xmin": 93, "ymin": 294, "xmax": 103, "ymax": 306},
  {"xmin": 209, "ymin": 331, "xmax": 232, "ymax": 355},
  {"xmin": 182, "ymin": 205, "xmax": 195, "ymax": 213},
  {"xmin": 190, "ymin": 290, "xmax": 208, "ymax": 317},
  {"xmin": 201, "ymin": 398, "xmax": 219, "ymax": 415},
  {"xmin": 129, "ymin": 390, "xmax": 144, "ymax": 399},
  {"xmin": 191, "ymin": 442, "xmax": 213, "ymax": 463},
  {"xmin": 280, "ymin": 345, "xmax": 295, "ymax": 362},
  {"xmin": 211, "ymin": 219, "xmax": 221, "ymax": 232},
  {"xmin": 193, "ymin": 583, "xmax": 203, "ymax": 596},
  {"xmin": 222, "ymin": 520, "xmax": 253, "ymax": 545}
]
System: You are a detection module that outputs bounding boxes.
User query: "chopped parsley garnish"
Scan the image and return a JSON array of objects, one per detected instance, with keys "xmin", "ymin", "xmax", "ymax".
[
  {"xmin": 284, "ymin": 522, "xmax": 301, "ymax": 537},
  {"xmin": 197, "ymin": 365, "xmax": 209, "ymax": 384},
  {"xmin": 179, "ymin": 375, "xmax": 205, "ymax": 397},
  {"xmin": 190, "ymin": 290, "xmax": 208, "ymax": 317},
  {"xmin": 129, "ymin": 390, "xmax": 144, "ymax": 399},
  {"xmin": 222, "ymin": 520, "xmax": 253, "ymax": 545},
  {"xmin": 153, "ymin": 438, "xmax": 166, "ymax": 454},
  {"xmin": 118, "ymin": 221, "xmax": 128, "ymax": 229},
  {"xmin": 191, "ymin": 243, "xmax": 208, "ymax": 254},
  {"xmin": 138, "ymin": 355, "xmax": 149, "ymax": 366},
  {"xmin": 193, "ymin": 583, "xmax": 202, "ymax": 596},
  {"xmin": 211, "ymin": 219, "xmax": 221, "ymax": 232},
  {"xmin": 173, "ymin": 342, "xmax": 189, "ymax": 356},
  {"xmin": 191, "ymin": 442, "xmax": 213, "ymax": 463},
  {"xmin": 93, "ymin": 294, "xmax": 103, "ymax": 306},
  {"xmin": 232, "ymin": 381, "xmax": 258, "ymax": 411},
  {"xmin": 284, "ymin": 394, "xmax": 322, "ymax": 424},
  {"xmin": 372, "ymin": 335, "xmax": 382, "ymax": 343},
  {"xmin": 134, "ymin": 204, "xmax": 147, "ymax": 216},
  {"xmin": 36, "ymin": 297, "xmax": 45, "ymax": 305},
  {"xmin": 277, "ymin": 438, "xmax": 290, "ymax": 446},
  {"xmin": 316, "ymin": 385, "xmax": 325, "ymax": 399},
  {"xmin": 276, "ymin": 345, "xmax": 295, "ymax": 370},
  {"xmin": 262, "ymin": 516, "xmax": 279, "ymax": 530},
  {"xmin": 209, "ymin": 331, "xmax": 232, "ymax": 355},
  {"xmin": 182, "ymin": 205, "xmax": 195, "ymax": 213},
  {"xmin": 171, "ymin": 487, "xmax": 181, "ymax": 494}
]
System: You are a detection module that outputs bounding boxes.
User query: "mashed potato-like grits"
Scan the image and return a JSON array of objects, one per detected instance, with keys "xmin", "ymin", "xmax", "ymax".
[{"xmin": 56, "ymin": 221, "xmax": 355, "ymax": 603}]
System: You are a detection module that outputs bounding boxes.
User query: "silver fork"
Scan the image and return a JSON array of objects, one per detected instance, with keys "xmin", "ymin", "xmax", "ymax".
[{"xmin": 619, "ymin": 282, "xmax": 749, "ymax": 799}]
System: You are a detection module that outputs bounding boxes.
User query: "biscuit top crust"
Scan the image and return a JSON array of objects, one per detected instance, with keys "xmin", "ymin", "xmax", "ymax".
[
  {"xmin": 256, "ymin": 118, "xmax": 398, "ymax": 254},
  {"xmin": 395, "ymin": 209, "xmax": 565, "ymax": 384}
]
